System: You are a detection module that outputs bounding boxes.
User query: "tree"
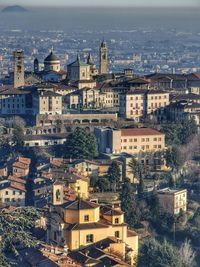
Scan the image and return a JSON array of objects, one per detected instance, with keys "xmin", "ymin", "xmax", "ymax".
[
  {"xmin": 165, "ymin": 146, "xmax": 185, "ymax": 171},
  {"xmin": 90, "ymin": 174, "xmax": 99, "ymax": 188},
  {"xmin": 179, "ymin": 239, "xmax": 196, "ymax": 267},
  {"xmin": 138, "ymin": 238, "xmax": 182, "ymax": 267},
  {"xmin": 0, "ymin": 207, "xmax": 40, "ymax": 266},
  {"xmin": 65, "ymin": 127, "xmax": 98, "ymax": 159},
  {"xmin": 161, "ymin": 119, "xmax": 197, "ymax": 146},
  {"xmin": 120, "ymin": 178, "xmax": 140, "ymax": 227},
  {"xmin": 97, "ymin": 177, "xmax": 110, "ymax": 192},
  {"xmin": 178, "ymin": 119, "xmax": 197, "ymax": 145},
  {"xmin": 129, "ymin": 158, "xmax": 145, "ymax": 194},
  {"xmin": 107, "ymin": 161, "xmax": 121, "ymax": 192},
  {"xmin": 12, "ymin": 124, "xmax": 25, "ymax": 149}
]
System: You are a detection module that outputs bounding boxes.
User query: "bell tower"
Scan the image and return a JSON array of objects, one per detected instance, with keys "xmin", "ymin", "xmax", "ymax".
[
  {"xmin": 13, "ymin": 50, "xmax": 25, "ymax": 88},
  {"xmin": 34, "ymin": 58, "xmax": 39, "ymax": 73},
  {"xmin": 99, "ymin": 40, "xmax": 108, "ymax": 75},
  {"xmin": 53, "ymin": 181, "xmax": 64, "ymax": 205}
]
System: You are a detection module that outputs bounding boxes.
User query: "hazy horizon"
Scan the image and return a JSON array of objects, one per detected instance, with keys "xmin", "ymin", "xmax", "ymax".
[{"xmin": 0, "ymin": 0, "xmax": 199, "ymax": 7}]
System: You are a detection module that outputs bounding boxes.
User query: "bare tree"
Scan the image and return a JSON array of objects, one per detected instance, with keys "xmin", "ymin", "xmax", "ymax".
[{"xmin": 179, "ymin": 239, "xmax": 196, "ymax": 267}]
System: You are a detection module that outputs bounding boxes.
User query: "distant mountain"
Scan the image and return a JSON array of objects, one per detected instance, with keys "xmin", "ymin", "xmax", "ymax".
[{"xmin": 2, "ymin": 5, "xmax": 28, "ymax": 13}]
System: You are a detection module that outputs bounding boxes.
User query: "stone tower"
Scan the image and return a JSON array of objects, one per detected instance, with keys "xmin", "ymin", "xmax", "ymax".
[
  {"xmin": 53, "ymin": 181, "xmax": 64, "ymax": 205},
  {"xmin": 99, "ymin": 40, "xmax": 108, "ymax": 75},
  {"xmin": 13, "ymin": 50, "xmax": 25, "ymax": 88}
]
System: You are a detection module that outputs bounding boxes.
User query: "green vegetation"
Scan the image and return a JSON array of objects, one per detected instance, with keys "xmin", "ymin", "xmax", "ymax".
[
  {"xmin": 129, "ymin": 157, "xmax": 145, "ymax": 194},
  {"xmin": 139, "ymin": 238, "xmax": 183, "ymax": 267},
  {"xmin": 165, "ymin": 146, "xmax": 185, "ymax": 171},
  {"xmin": 120, "ymin": 178, "xmax": 140, "ymax": 227},
  {"xmin": 12, "ymin": 124, "xmax": 25, "ymax": 149},
  {"xmin": 161, "ymin": 118, "xmax": 197, "ymax": 146},
  {"xmin": 0, "ymin": 207, "xmax": 40, "ymax": 266},
  {"xmin": 107, "ymin": 161, "xmax": 121, "ymax": 192},
  {"xmin": 65, "ymin": 127, "xmax": 98, "ymax": 159}
]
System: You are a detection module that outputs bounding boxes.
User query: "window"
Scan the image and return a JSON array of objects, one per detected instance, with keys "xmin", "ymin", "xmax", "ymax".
[
  {"xmin": 5, "ymin": 191, "xmax": 8, "ymax": 195},
  {"xmin": 142, "ymin": 138, "xmax": 145, "ymax": 142},
  {"xmin": 54, "ymin": 231, "xmax": 57, "ymax": 241},
  {"xmin": 123, "ymin": 139, "xmax": 127, "ymax": 143},
  {"xmin": 115, "ymin": 231, "xmax": 120, "ymax": 238},
  {"xmin": 84, "ymin": 215, "xmax": 89, "ymax": 222},
  {"xmin": 134, "ymin": 139, "xmax": 137, "ymax": 142},
  {"xmin": 115, "ymin": 218, "xmax": 119, "ymax": 224},
  {"xmin": 13, "ymin": 191, "xmax": 16, "ymax": 195},
  {"xmin": 86, "ymin": 234, "xmax": 94, "ymax": 243}
]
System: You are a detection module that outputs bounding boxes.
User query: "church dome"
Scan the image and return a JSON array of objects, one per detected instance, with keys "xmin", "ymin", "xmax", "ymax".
[{"xmin": 44, "ymin": 51, "xmax": 60, "ymax": 63}]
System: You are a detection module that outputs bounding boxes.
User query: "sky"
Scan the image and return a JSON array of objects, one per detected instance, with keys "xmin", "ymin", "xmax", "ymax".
[{"xmin": 0, "ymin": 0, "xmax": 199, "ymax": 7}]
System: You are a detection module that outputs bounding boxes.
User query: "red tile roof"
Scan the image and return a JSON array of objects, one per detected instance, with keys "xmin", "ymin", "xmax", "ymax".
[
  {"xmin": 121, "ymin": 128, "xmax": 164, "ymax": 137},
  {"xmin": 8, "ymin": 175, "xmax": 26, "ymax": 184},
  {"xmin": 18, "ymin": 157, "xmax": 31, "ymax": 165}
]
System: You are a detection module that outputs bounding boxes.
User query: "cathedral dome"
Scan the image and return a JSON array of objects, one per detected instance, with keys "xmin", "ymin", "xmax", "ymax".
[{"xmin": 44, "ymin": 51, "xmax": 60, "ymax": 63}]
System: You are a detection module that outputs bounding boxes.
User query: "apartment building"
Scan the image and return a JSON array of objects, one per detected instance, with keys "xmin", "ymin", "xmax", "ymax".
[
  {"xmin": 166, "ymin": 100, "xmax": 200, "ymax": 125},
  {"xmin": 0, "ymin": 88, "xmax": 32, "ymax": 115},
  {"xmin": 0, "ymin": 179, "xmax": 26, "ymax": 207},
  {"xmin": 94, "ymin": 127, "xmax": 165, "ymax": 155},
  {"xmin": 157, "ymin": 188, "xmax": 187, "ymax": 215},
  {"xmin": 120, "ymin": 89, "xmax": 169, "ymax": 121}
]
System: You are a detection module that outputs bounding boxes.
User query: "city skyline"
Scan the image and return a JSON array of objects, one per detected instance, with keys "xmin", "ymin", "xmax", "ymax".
[{"xmin": 0, "ymin": 0, "xmax": 199, "ymax": 7}]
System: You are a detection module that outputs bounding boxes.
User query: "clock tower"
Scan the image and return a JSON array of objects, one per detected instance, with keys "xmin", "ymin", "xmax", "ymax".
[{"xmin": 99, "ymin": 40, "xmax": 108, "ymax": 75}]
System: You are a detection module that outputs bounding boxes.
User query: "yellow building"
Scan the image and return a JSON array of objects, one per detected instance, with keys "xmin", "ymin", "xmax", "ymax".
[
  {"xmin": 73, "ymin": 159, "xmax": 123, "ymax": 180},
  {"xmin": 51, "ymin": 173, "xmax": 89, "ymax": 201},
  {"xmin": 157, "ymin": 188, "xmax": 187, "ymax": 215},
  {"xmin": 48, "ymin": 198, "xmax": 138, "ymax": 260}
]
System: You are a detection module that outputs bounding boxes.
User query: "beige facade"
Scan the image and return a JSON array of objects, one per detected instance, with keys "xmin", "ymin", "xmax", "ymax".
[
  {"xmin": 158, "ymin": 188, "xmax": 187, "ymax": 215},
  {"xmin": 68, "ymin": 56, "xmax": 91, "ymax": 81},
  {"xmin": 120, "ymin": 89, "xmax": 169, "ymax": 121},
  {"xmin": 95, "ymin": 127, "xmax": 165, "ymax": 155},
  {"xmin": 33, "ymin": 90, "xmax": 62, "ymax": 115},
  {"xmin": 0, "ymin": 180, "xmax": 26, "ymax": 207}
]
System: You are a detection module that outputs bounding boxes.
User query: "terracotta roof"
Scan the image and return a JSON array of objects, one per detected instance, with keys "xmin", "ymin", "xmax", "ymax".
[
  {"xmin": 121, "ymin": 128, "xmax": 164, "ymax": 137},
  {"xmin": 8, "ymin": 175, "xmax": 26, "ymax": 184},
  {"xmin": 10, "ymin": 182, "xmax": 26, "ymax": 192},
  {"xmin": 61, "ymin": 199, "xmax": 99, "ymax": 210},
  {"xmin": 13, "ymin": 161, "xmax": 29, "ymax": 169},
  {"xmin": 18, "ymin": 157, "xmax": 31, "ymax": 165}
]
